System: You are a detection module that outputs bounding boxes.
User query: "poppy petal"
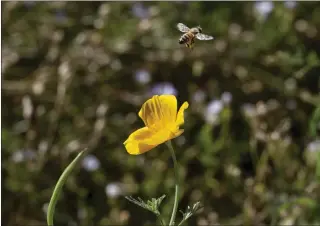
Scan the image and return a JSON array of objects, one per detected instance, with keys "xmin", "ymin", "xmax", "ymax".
[
  {"xmin": 176, "ymin": 101, "xmax": 189, "ymax": 126},
  {"xmin": 124, "ymin": 126, "xmax": 180, "ymax": 155},
  {"xmin": 138, "ymin": 95, "xmax": 177, "ymax": 129}
]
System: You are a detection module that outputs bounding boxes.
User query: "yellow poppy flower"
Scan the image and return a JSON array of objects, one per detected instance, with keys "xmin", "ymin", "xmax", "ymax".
[{"xmin": 124, "ymin": 95, "xmax": 189, "ymax": 155}]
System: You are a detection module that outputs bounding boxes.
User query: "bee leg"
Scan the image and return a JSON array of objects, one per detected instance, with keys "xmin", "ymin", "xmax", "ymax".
[{"xmin": 186, "ymin": 43, "xmax": 190, "ymax": 48}]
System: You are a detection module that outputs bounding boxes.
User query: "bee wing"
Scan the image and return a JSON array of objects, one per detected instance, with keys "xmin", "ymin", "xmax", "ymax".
[
  {"xmin": 177, "ymin": 23, "xmax": 190, "ymax": 32},
  {"xmin": 196, "ymin": 33, "xmax": 214, "ymax": 41}
]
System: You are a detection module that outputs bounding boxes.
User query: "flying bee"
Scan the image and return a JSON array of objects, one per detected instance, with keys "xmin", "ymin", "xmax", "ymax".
[{"xmin": 177, "ymin": 23, "xmax": 214, "ymax": 49}]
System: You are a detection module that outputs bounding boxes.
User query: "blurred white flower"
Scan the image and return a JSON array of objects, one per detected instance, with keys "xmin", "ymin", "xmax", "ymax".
[
  {"xmin": 241, "ymin": 103, "xmax": 256, "ymax": 118},
  {"xmin": 207, "ymin": 100, "xmax": 223, "ymax": 115},
  {"xmin": 284, "ymin": 1, "xmax": 297, "ymax": 9},
  {"xmin": 82, "ymin": 155, "xmax": 100, "ymax": 171},
  {"xmin": 22, "ymin": 95, "xmax": 33, "ymax": 119},
  {"xmin": 105, "ymin": 183, "xmax": 122, "ymax": 198},
  {"xmin": 204, "ymin": 100, "xmax": 223, "ymax": 124},
  {"xmin": 150, "ymin": 82, "xmax": 178, "ymax": 96},
  {"xmin": 42, "ymin": 203, "xmax": 49, "ymax": 214},
  {"xmin": 255, "ymin": 1, "xmax": 274, "ymax": 19},
  {"xmin": 11, "ymin": 149, "xmax": 36, "ymax": 163},
  {"xmin": 134, "ymin": 69, "xmax": 151, "ymax": 84},
  {"xmin": 221, "ymin": 92, "xmax": 232, "ymax": 104},
  {"xmin": 12, "ymin": 151, "xmax": 24, "ymax": 163},
  {"xmin": 38, "ymin": 140, "xmax": 49, "ymax": 154},
  {"xmin": 77, "ymin": 207, "xmax": 87, "ymax": 219},
  {"xmin": 307, "ymin": 140, "xmax": 320, "ymax": 152},
  {"xmin": 192, "ymin": 90, "xmax": 206, "ymax": 103}
]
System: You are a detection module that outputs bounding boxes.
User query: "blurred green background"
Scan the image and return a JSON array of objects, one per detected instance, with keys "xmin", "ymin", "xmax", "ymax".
[{"xmin": 2, "ymin": 1, "xmax": 320, "ymax": 226}]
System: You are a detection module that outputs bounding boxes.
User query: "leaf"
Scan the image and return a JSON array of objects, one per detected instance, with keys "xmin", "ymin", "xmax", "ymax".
[
  {"xmin": 47, "ymin": 149, "xmax": 87, "ymax": 226},
  {"xmin": 125, "ymin": 195, "xmax": 166, "ymax": 216},
  {"xmin": 178, "ymin": 201, "xmax": 203, "ymax": 226}
]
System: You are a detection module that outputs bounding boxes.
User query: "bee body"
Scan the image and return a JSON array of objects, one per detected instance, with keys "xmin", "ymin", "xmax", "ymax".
[
  {"xmin": 176, "ymin": 23, "xmax": 214, "ymax": 49},
  {"xmin": 179, "ymin": 32, "xmax": 195, "ymax": 45}
]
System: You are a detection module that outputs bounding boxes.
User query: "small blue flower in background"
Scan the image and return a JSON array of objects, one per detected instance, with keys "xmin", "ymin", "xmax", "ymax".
[
  {"xmin": 82, "ymin": 155, "xmax": 100, "ymax": 171},
  {"xmin": 132, "ymin": 2, "xmax": 149, "ymax": 19},
  {"xmin": 254, "ymin": 1, "xmax": 274, "ymax": 20},
  {"xmin": 150, "ymin": 82, "xmax": 178, "ymax": 96},
  {"xmin": 134, "ymin": 69, "xmax": 151, "ymax": 85},
  {"xmin": 55, "ymin": 10, "xmax": 67, "ymax": 22},
  {"xmin": 207, "ymin": 100, "xmax": 223, "ymax": 115},
  {"xmin": 204, "ymin": 99, "xmax": 223, "ymax": 124},
  {"xmin": 284, "ymin": 1, "xmax": 297, "ymax": 9}
]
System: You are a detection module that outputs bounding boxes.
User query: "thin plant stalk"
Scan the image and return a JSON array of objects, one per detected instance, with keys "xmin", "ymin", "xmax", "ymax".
[
  {"xmin": 166, "ymin": 140, "xmax": 179, "ymax": 226},
  {"xmin": 47, "ymin": 149, "xmax": 87, "ymax": 226}
]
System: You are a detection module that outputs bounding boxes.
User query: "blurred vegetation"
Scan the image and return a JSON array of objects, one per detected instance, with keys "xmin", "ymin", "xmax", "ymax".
[{"xmin": 2, "ymin": 1, "xmax": 320, "ymax": 226}]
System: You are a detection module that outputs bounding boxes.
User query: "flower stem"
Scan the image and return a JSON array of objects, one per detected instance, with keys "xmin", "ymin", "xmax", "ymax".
[{"xmin": 166, "ymin": 140, "xmax": 179, "ymax": 226}]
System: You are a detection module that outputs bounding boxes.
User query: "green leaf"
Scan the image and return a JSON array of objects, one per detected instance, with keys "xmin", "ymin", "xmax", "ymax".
[
  {"xmin": 125, "ymin": 195, "xmax": 166, "ymax": 216},
  {"xmin": 178, "ymin": 201, "xmax": 203, "ymax": 226},
  {"xmin": 47, "ymin": 149, "xmax": 87, "ymax": 226}
]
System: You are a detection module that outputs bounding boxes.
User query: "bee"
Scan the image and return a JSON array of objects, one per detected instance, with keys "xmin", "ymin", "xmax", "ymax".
[{"xmin": 177, "ymin": 23, "xmax": 214, "ymax": 49}]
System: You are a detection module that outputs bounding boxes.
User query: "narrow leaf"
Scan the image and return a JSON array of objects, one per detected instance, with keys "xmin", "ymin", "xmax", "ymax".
[{"xmin": 47, "ymin": 149, "xmax": 86, "ymax": 226}]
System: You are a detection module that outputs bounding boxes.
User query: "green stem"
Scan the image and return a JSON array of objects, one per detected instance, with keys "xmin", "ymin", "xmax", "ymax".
[
  {"xmin": 47, "ymin": 149, "xmax": 87, "ymax": 226},
  {"xmin": 317, "ymin": 151, "xmax": 320, "ymax": 181},
  {"xmin": 166, "ymin": 140, "xmax": 180, "ymax": 226},
  {"xmin": 177, "ymin": 218, "xmax": 187, "ymax": 226}
]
